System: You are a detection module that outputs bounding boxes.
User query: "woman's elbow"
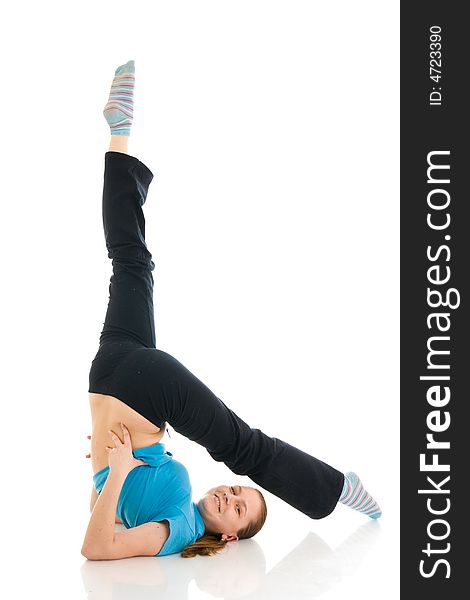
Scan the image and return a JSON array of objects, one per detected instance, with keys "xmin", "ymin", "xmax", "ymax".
[
  {"xmin": 81, "ymin": 545, "xmax": 94, "ymax": 560},
  {"xmin": 81, "ymin": 545, "xmax": 104, "ymax": 560}
]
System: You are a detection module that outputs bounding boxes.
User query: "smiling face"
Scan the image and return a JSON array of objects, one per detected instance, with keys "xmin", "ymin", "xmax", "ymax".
[{"xmin": 197, "ymin": 484, "xmax": 264, "ymax": 542}]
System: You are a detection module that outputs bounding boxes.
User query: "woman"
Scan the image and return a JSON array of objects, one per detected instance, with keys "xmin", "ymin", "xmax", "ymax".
[{"xmin": 81, "ymin": 60, "xmax": 382, "ymax": 561}]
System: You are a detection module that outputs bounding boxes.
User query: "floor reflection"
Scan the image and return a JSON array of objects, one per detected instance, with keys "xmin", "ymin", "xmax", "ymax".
[{"xmin": 80, "ymin": 521, "xmax": 381, "ymax": 599}]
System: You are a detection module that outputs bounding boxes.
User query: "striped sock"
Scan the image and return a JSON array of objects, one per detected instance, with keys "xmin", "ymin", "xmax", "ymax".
[
  {"xmin": 103, "ymin": 60, "xmax": 135, "ymax": 136},
  {"xmin": 339, "ymin": 472, "xmax": 382, "ymax": 519}
]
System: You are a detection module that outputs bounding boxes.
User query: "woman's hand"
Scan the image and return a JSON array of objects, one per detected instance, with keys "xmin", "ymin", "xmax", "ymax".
[{"xmin": 106, "ymin": 423, "xmax": 148, "ymax": 475}]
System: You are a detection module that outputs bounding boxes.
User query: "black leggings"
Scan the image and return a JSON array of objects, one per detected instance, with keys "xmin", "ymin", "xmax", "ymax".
[{"xmin": 88, "ymin": 151, "xmax": 345, "ymax": 519}]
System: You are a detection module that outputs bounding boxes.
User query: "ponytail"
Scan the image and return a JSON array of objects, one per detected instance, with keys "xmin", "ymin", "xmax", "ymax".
[{"xmin": 181, "ymin": 533, "xmax": 228, "ymax": 558}]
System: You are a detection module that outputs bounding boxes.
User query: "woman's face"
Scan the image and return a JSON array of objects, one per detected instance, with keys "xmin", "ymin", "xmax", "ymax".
[{"xmin": 197, "ymin": 484, "xmax": 263, "ymax": 541}]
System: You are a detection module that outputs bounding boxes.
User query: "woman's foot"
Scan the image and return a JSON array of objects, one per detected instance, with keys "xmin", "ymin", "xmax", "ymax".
[
  {"xmin": 338, "ymin": 472, "xmax": 382, "ymax": 519},
  {"xmin": 103, "ymin": 60, "xmax": 135, "ymax": 136}
]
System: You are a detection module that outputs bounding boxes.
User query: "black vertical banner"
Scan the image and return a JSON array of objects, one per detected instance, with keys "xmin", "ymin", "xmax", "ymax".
[{"xmin": 401, "ymin": 2, "xmax": 468, "ymax": 597}]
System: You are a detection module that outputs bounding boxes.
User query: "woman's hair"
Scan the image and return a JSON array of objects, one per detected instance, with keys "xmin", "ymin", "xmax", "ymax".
[{"xmin": 181, "ymin": 488, "xmax": 267, "ymax": 558}]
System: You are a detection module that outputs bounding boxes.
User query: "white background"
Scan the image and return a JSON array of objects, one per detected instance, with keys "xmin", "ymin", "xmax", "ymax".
[{"xmin": 2, "ymin": 1, "xmax": 399, "ymax": 598}]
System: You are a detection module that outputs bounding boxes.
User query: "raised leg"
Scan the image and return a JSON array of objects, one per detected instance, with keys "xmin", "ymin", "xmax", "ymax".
[{"xmin": 97, "ymin": 150, "xmax": 157, "ymax": 348}]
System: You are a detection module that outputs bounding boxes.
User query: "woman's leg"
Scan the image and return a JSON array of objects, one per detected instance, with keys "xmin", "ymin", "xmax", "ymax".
[
  {"xmin": 109, "ymin": 346, "xmax": 346, "ymax": 519},
  {"xmin": 94, "ymin": 59, "xmax": 157, "ymax": 348},
  {"xmin": 175, "ymin": 364, "xmax": 346, "ymax": 520},
  {"xmin": 109, "ymin": 134, "xmax": 129, "ymax": 154},
  {"xmin": 97, "ymin": 147, "xmax": 157, "ymax": 348}
]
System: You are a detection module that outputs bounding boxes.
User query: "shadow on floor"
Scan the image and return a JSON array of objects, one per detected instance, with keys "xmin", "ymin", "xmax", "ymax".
[{"xmin": 80, "ymin": 520, "xmax": 382, "ymax": 599}]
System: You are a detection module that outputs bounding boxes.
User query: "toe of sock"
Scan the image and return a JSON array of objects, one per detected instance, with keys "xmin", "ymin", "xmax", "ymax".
[
  {"xmin": 115, "ymin": 60, "xmax": 135, "ymax": 76},
  {"xmin": 369, "ymin": 511, "xmax": 382, "ymax": 519}
]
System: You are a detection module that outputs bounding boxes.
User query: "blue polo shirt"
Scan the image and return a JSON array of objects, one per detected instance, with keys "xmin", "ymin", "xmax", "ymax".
[{"xmin": 93, "ymin": 443, "xmax": 205, "ymax": 556}]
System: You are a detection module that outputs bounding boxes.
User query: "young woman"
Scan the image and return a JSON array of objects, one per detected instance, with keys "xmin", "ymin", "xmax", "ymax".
[{"xmin": 81, "ymin": 60, "xmax": 382, "ymax": 561}]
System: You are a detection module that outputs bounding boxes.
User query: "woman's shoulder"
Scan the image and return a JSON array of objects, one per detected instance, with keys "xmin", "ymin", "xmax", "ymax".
[{"xmin": 165, "ymin": 456, "xmax": 192, "ymax": 487}]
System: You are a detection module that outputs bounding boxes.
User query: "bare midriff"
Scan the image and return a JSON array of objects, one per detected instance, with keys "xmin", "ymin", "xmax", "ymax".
[{"xmin": 89, "ymin": 393, "xmax": 165, "ymax": 475}]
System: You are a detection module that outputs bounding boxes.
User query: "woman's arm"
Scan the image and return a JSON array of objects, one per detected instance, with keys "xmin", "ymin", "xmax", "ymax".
[
  {"xmin": 90, "ymin": 485, "xmax": 98, "ymax": 512},
  {"xmin": 90, "ymin": 485, "xmax": 122, "ymax": 523},
  {"xmin": 82, "ymin": 469, "xmax": 127, "ymax": 556}
]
